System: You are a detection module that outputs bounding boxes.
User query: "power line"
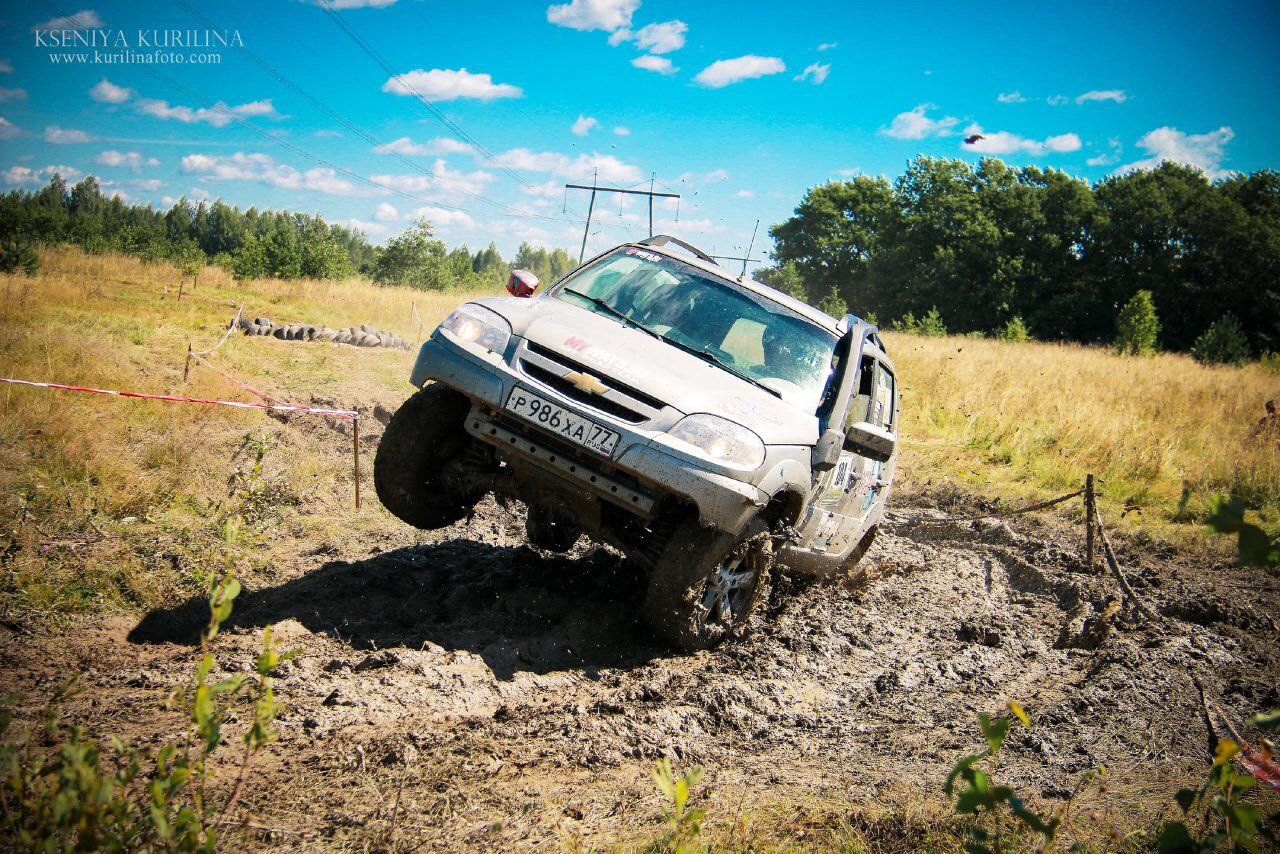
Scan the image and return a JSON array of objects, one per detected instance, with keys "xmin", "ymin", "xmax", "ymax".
[{"xmin": 313, "ymin": 0, "xmax": 533, "ymax": 189}]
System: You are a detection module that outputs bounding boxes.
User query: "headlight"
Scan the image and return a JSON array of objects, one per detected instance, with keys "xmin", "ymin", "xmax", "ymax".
[
  {"xmin": 668, "ymin": 414, "xmax": 766, "ymax": 470},
  {"xmin": 439, "ymin": 303, "xmax": 511, "ymax": 354}
]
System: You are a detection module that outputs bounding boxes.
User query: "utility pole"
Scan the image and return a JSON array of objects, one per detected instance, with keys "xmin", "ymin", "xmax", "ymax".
[
  {"xmin": 711, "ymin": 220, "xmax": 764, "ymax": 278},
  {"xmin": 565, "ymin": 175, "xmax": 679, "ymax": 261}
]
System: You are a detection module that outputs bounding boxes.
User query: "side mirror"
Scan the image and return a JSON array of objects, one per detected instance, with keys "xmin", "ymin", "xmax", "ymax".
[
  {"xmin": 844, "ymin": 421, "xmax": 895, "ymax": 462},
  {"xmin": 507, "ymin": 269, "xmax": 539, "ymax": 298},
  {"xmin": 812, "ymin": 428, "xmax": 844, "ymax": 472}
]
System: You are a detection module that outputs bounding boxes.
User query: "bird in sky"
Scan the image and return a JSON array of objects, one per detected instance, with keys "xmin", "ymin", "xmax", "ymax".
[{"xmin": 964, "ymin": 134, "xmax": 985, "ymax": 145}]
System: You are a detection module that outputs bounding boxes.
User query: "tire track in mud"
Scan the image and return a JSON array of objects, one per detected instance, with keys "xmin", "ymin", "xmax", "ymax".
[{"xmin": 6, "ymin": 496, "xmax": 1278, "ymax": 845}]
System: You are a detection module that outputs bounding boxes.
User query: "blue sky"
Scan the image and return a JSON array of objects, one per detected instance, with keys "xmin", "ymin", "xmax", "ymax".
[{"xmin": 2, "ymin": 0, "xmax": 1278, "ymax": 260}]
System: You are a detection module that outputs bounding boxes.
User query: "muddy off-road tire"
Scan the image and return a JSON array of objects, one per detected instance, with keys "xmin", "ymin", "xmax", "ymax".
[
  {"xmin": 643, "ymin": 518, "xmax": 773, "ymax": 651},
  {"xmin": 374, "ymin": 383, "xmax": 476, "ymax": 529},
  {"xmin": 525, "ymin": 504, "xmax": 581, "ymax": 552}
]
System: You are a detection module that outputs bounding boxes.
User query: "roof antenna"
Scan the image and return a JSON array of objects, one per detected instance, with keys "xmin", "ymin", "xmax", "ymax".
[{"xmin": 740, "ymin": 219, "xmax": 759, "ymax": 279}]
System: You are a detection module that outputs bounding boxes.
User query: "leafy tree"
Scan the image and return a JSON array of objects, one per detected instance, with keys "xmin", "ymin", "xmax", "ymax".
[
  {"xmin": 0, "ymin": 240, "xmax": 39, "ymax": 276},
  {"xmin": 753, "ymin": 260, "xmax": 806, "ymax": 300},
  {"xmin": 1191, "ymin": 313, "xmax": 1251, "ymax": 365},
  {"xmin": 817, "ymin": 289, "xmax": 848, "ymax": 318},
  {"xmin": 372, "ymin": 219, "xmax": 448, "ymax": 290},
  {"xmin": 1115, "ymin": 290, "xmax": 1160, "ymax": 356}
]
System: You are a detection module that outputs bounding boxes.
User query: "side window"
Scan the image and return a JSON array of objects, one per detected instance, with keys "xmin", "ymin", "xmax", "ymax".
[{"xmin": 845, "ymin": 357, "xmax": 895, "ymax": 431}]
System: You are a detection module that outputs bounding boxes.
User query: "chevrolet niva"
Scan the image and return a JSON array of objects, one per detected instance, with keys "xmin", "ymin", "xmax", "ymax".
[{"xmin": 375, "ymin": 235, "xmax": 899, "ymax": 650}]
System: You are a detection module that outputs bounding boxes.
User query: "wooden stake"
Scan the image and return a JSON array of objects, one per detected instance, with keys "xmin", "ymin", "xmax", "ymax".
[
  {"xmin": 1094, "ymin": 504, "xmax": 1155, "ymax": 618},
  {"xmin": 183, "ymin": 342, "xmax": 192, "ymax": 385},
  {"xmin": 1085, "ymin": 473, "xmax": 1096, "ymax": 572},
  {"xmin": 353, "ymin": 413, "xmax": 362, "ymax": 510}
]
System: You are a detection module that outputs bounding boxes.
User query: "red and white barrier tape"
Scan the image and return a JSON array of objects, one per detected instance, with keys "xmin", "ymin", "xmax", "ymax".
[
  {"xmin": 187, "ymin": 352, "xmax": 287, "ymax": 407},
  {"xmin": 0, "ymin": 377, "xmax": 358, "ymax": 420},
  {"xmin": 190, "ymin": 303, "xmax": 245, "ymax": 358}
]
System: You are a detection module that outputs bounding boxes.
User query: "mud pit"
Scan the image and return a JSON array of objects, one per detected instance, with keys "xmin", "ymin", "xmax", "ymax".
[{"xmin": 4, "ymin": 493, "xmax": 1278, "ymax": 848}]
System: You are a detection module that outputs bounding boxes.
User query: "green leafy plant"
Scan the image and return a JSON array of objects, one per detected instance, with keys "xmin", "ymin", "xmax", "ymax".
[
  {"xmin": 897, "ymin": 307, "xmax": 948, "ymax": 337},
  {"xmin": 0, "ymin": 575, "xmax": 296, "ymax": 850},
  {"xmin": 1155, "ymin": 733, "xmax": 1278, "ymax": 853},
  {"xmin": 1205, "ymin": 495, "xmax": 1279, "ymax": 567},
  {"xmin": 1261, "ymin": 352, "xmax": 1280, "ymax": 374},
  {"xmin": 1191, "ymin": 314, "xmax": 1251, "ymax": 366},
  {"xmin": 646, "ymin": 758, "xmax": 707, "ymax": 854},
  {"xmin": 996, "ymin": 316, "xmax": 1029, "ymax": 343},
  {"xmin": 945, "ymin": 704, "xmax": 1064, "ymax": 853},
  {"xmin": 1115, "ymin": 289, "xmax": 1160, "ymax": 356}
]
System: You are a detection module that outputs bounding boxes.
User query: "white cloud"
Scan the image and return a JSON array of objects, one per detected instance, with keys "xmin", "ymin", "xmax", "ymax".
[
  {"xmin": 794, "ymin": 62, "xmax": 830, "ymax": 85},
  {"xmin": 381, "ymin": 68, "xmax": 522, "ymax": 102},
  {"xmin": 694, "ymin": 55, "xmax": 786, "ymax": 88},
  {"xmin": 834, "ymin": 167, "xmax": 862, "ymax": 177},
  {"xmin": 631, "ymin": 54, "xmax": 676, "ymax": 75},
  {"xmin": 734, "ymin": 189, "xmax": 754, "ymax": 198},
  {"xmin": 95, "ymin": 150, "xmax": 159, "ymax": 171},
  {"xmin": 546, "ymin": 0, "xmax": 639, "ymax": 32},
  {"xmin": 881, "ymin": 104, "xmax": 958, "ymax": 139},
  {"xmin": 613, "ymin": 126, "xmax": 630, "ymax": 136},
  {"xmin": 373, "ymin": 135, "xmax": 474, "ymax": 156},
  {"xmin": 1115, "ymin": 126, "xmax": 1235, "ymax": 179},
  {"xmin": 0, "ymin": 87, "xmax": 27, "ymax": 103},
  {"xmin": 571, "ymin": 115, "xmax": 599, "ymax": 136},
  {"xmin": 408, "ymin": 206, "xmax": 475, "ymax": 228},
  {"xmin": 137, "ymin": 98, "xmax": 280, "ymax": 127},
  {"xmin": 817, "ymin": 42, "xmax": 837, "ymax": 51},
  {"xmin": 342, "ymin": 218, "xmax": 390, "ymax": 238},
  {"xmin": 131, "ymin": 178, "xmax": 164, "ymax": 191},
  {"xmin": 996, "ymin": 91, "xmax": 1026, "ymax": 103},
  {"xmin": 89, "ymin": 77, "xmax": 132, "ymax": 103},
  {"xmin": 962, "ymin": 125, "xmax": 1082, "ymax": 156},
  {"xmin": 1046, "ymin": 95, "xmax": 1069, "ymax": 106},
  {"xmin": 0, "ymin": 60, "xmax": 13, "ymax": 73},
  {"xmin": 1086, "ymin": 137, "xmax": 1123, "ymax": 167},
  {"xmin": 181, "ymin": 151, "xmax": 374, "ymax": 196},
  {"xmin": 1076, "ymin": 89, "xmax": 1127, "ymax": 104},
  {"xmin": 314, "ymin": 129, "xmax": 342, "ymax": 138},
  {"xmin": 633, "ymin": 20, "xmax": 687, "ymax": 54},
  {"xmin": 44, "ymin": 125, "xmax": 93, "ymax": 143},
  {"xmin": 32, "ymin": 9, "xmax": 103, "ymax": 30},
  {"xmin": 373, "ymin": 202, "xmax": 398, "ymax": 221},
  {"xmin": 371, "ymin": 159, "xmax": 496, "ymax": 198},
  {"xmin": 3, "ymin": 164, "xmax": 82, "ymax": 185},
  {"xmin": 322, "ymin": 0, "xmax": 398, "ymax": 7},
  {"xmin": 678, "ymin": 168, "xmax": 729, "ymax": 184},
  {"xmin": 607, "ymin": 28, "xmax": 633, "ymax": 46},
  {"xmin": 494, "ymin": 147, "xmax": 642, "ymax": 183},
  {"xmin": 0, "ymin": 117, "xmax": 21, "ymax": 140}
]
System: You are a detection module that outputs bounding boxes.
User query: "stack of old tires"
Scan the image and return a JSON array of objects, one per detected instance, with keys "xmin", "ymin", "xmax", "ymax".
[{"xmin": 237, "ymin": 317, "xmax": 412, "ymax": 350}]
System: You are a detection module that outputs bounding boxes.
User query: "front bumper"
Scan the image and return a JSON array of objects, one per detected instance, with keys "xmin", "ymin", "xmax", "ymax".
[{"xmin": 412, "ymin": 334, "xmax": 766, "ymax": 534}]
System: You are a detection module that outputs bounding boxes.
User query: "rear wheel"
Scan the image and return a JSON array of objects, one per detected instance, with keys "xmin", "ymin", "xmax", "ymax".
[
  {"xmin": 643, "ymin": 518, "xmax": 773, "ymax": 651},
  {"xmin": 374, "ymin": 383, "xmax": 477, "ymax": 529},
  {"xmin": 525, "ymin": 504, "xmax": 581, "ymax": 551}
]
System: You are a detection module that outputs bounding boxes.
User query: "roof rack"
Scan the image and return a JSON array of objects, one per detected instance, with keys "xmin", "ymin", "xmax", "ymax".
[{"xmin": 637, "ymin": 234, "xmax": 716, "ymax": 265}]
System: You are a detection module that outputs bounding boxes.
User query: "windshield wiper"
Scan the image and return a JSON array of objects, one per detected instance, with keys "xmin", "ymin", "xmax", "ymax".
[
  {"xmin": 561, "ymin": 288, "xmax": 781, "ymax": 398},
  {"xmin": 562, "ymin": 288, "xmax": 664, "ymax": 340},
  {"xmin": 655, "ymin": 335, "xmax": 783, "ymax": 399}
]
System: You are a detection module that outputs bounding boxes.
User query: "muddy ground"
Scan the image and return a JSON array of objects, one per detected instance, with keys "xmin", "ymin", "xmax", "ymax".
[{"xmin": 3, "ymin": 487, "xmax": 1278, "ymax": 849}]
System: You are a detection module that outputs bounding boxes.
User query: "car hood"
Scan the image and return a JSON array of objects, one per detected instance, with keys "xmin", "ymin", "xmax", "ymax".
[{"xmin": 475, "ymin": 296, "xmax": 819, "ymax": 446}]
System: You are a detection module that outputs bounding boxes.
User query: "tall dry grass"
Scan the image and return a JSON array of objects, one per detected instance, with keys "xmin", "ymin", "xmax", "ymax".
[
  {"xmin": 0, "ymin": 247, "xmax": 495, "ymax": 625},
  {"xmin": 885, "ymin": 331, "xmax": 1280, "ymax": 537}
]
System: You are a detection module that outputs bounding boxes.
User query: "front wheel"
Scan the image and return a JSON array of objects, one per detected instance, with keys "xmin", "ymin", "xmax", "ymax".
[
  {"xmin": 374, "ymin": 383, "xmax": 477, "ymax": 529},
  {"xmin": 643, "ymin": 518, "xmax": 773, "ymax": 651}
]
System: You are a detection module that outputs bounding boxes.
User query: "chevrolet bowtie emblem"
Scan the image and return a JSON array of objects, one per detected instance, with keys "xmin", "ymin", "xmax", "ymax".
[{"xmin": 565, "ymin": 370, "xmax": 608, "ymax": 395}]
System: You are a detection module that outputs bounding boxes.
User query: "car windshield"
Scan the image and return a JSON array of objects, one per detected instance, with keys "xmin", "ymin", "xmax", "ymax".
[{"xmin": 550, "ymin": 247, "xmax": 838, "ymax": 409}]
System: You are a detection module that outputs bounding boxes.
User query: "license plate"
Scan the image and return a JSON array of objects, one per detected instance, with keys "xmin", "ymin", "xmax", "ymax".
[{"xmin": 504, "ymin": 388, "xmax": 620, "ymax": 456}]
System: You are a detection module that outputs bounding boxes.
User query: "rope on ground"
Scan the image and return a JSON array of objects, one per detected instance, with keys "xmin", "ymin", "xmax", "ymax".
[
  {"xmin": 904, "ymin": 488, "xmax": 1084, "ymax": 525},
  {"xmin": 1092, "ymin": 503, "xmax": 1156, "ymax": 618}
]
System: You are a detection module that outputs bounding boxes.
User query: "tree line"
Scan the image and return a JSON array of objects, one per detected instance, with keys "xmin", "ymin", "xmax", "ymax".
[
  {"xmin": 758, "ymin": 157, "xmax": 1280, "ymax": 358},
  {"xmin": 0, "ymin": 175, "xmax": 577, "ymax": 292}
]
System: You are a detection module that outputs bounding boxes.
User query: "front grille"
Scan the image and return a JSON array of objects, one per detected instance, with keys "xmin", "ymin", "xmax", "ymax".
[
  {"xmin": 526, "ymin": 342, "xmax": 665, "ymax": 411},
  {"xmin": 521, "ymin": 361, "xmax": 648, "ymax": 423}
]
